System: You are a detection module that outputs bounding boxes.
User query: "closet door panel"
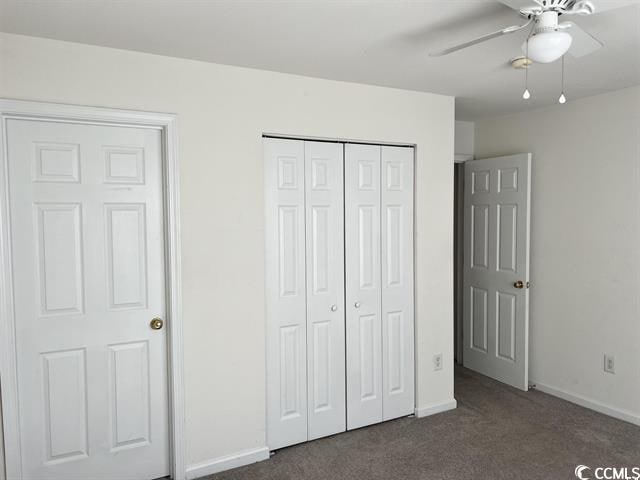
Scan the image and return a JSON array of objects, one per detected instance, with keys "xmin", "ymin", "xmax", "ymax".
[
  {"xmin": 345, "ymin": 144, "xmax": 383, "ymax": 430},
  {"xmin": 381, "ymin": 146, "xmax": 415, "ymax": 420},
  {"xmin": 265, "ymin": 138, "xmax": 307, "ymax": 449},
  {"xmin": 305, "ymin": 141, "xmax": 346, "ymax": 440}
]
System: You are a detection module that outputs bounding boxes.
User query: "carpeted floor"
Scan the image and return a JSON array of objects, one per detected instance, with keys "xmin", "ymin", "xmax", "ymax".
[{"xmin": 206, "ymin": 367, "xmax": 640, "ymax": 480}]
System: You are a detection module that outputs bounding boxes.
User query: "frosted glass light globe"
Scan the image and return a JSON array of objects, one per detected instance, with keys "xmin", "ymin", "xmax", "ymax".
[{"xmin": 522, "ymin": 31, "xmax": 573, "ymax": 64}]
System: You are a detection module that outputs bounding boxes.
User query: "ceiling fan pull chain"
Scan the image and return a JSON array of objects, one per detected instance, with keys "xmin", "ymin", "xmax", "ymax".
[
  {"xmin": 558, "ymin": 55, "xmax": 567, "ymax": 104},
  {"xmin": 522, "ymin": 21, "xmax": 536, "ymax": 100}
]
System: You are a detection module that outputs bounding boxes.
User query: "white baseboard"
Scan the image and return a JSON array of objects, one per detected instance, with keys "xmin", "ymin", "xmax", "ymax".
[
  {"xmin": 185, "ymin": 447, "xmax": 270, "ymax": 479},
  {"xmin": 533, "ymin": 381, "xmax": 640, "ymax": 427},
  {"xmin": 414, "ymin": 399, "xmax": 457, "ymax": 418}
]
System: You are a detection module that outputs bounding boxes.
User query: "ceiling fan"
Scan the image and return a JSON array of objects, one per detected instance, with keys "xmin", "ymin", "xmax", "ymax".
[{"xmin": 431, "ymin": 0, "xmax": 612, "ymax": 63}]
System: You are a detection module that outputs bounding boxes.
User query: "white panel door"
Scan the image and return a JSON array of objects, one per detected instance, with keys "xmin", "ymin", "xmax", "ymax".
[
  {"xmin": 304, "ymin": 141, "xmax": 346, "ymax": 440},
  {"xmin": 345, "ymin": 143, "xmax": 383, "ymax": 430},
  {"xmin": 381, "ymin": 146, "xmax": 414, "ymax": 420},
  {"xmin": 305, "ymin": 142, "xmax": 346, "ymax": 440},
  {"xmin": 7, "ymin": 119, "xmax": 169, "ymax": 480},
  {"xmin": 463, "ymin": 154, "xmax": 531, "ymax": 390},
  {"xmin": 265, "ymin": 138, "xmax": 308, "ymax": 449}
]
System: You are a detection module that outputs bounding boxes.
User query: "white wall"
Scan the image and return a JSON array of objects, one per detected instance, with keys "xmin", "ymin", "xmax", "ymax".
[
  {"xmin": 455, "ymin": 120, "xmax": 475, "ymax": 158},
  {"xmin": 475, "ymin": 86, "xmax": 640, "ymax": 423},
  {"xmin": 0, "ymin": 33, "xmax": 455, "ymax": 473}
]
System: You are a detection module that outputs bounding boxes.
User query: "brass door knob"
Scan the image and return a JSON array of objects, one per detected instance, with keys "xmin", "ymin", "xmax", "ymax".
[
  {"xmin": 513, "ymin": 281, "xmax": 529, "ymax": 289},
  {"xmin": 150, "ymin": 318, "xmax": 164, "ymax": 330}
]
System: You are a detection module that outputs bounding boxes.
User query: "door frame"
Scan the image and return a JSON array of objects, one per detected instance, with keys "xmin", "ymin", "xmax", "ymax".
[
  {"xmin": 453, "ymin": 154, "xmax": 472, "ymax": 364},
  {"xmin": 0, "ymin": 99, "xmax": 186, "ymax": 480}
]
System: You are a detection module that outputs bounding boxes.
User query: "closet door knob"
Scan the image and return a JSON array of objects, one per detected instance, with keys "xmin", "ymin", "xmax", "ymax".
[
  {"xmin": 330, "ymin": 304, "xmax": 337, "ymax": 312},
  {"xmin": 354, "ymin": 302, "xmax": 361, "ymax": 309}
]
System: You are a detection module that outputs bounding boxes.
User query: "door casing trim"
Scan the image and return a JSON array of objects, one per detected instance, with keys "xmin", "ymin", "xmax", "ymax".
[{"xmin": 0, "ymin": 99, "xmax": 186, "ymax": 480}]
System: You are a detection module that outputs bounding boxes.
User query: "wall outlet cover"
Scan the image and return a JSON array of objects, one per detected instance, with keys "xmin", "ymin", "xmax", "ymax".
[
  {"xmin": 604, "ymin": 354, "xmax": 615, "ymax": 374},
  {"xmin": 433, "ymin": 353, "xmax": 443, "ymax": 371}
]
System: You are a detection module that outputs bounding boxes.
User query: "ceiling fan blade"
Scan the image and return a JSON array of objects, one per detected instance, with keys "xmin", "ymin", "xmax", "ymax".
[
  {"xmin": 590, "ymin": 0, "xmax": 640, "ymax": 13},
  {"xmin": 564, "ymin": 22, "xmax": 604, "ymax": 57},
  {"xmin": 562, "ymin": 0, "xmax": 640, "ymax": 15},
  {"xmin": 430, "ymin": 20, "xmax": 533, "ymax": 56},
  {"xmin": 495, "ymin": 0, "xmax": 543, "ymax": 11}
]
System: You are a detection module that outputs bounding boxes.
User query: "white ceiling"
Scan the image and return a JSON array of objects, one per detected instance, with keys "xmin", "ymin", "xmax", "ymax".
[{"xmin": 1, "ymin": 0, "xmax": 639, "ymax": 119}]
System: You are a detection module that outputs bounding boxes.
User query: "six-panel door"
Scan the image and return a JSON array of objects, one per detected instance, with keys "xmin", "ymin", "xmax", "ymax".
[
  {"xmin": 463, "ymin": 154, "xmax": 531, "ymax": 390},
  {"xmin": 7, "ymin": 119, "xmax": 169, "ymax": 480}
]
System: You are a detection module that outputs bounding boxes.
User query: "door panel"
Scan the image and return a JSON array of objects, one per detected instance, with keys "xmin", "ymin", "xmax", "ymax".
[
  {"xmin": 497, "ymin": 204, "xmax": 517, "ymax": 272},
  {"xmin": 304, "ymin": 141, "xmax": 345, "ymax": 441},
  {"xmin": 41, "ymin": 348, "xmax": 89, "ymax": 464},
  {"xmin": 358, "ymin": 314, "xmax": 377, "ymax": 399},
  {"xmin": 105, "ymin": 203, "xmax": 147, "ymax": 309},
  {"xmin": 35, "ymin": 203, "xmax": 84, "ymax": 315},
  {"xmin": 471, "ymin": 286, "xmax": 488, "ymax": 352},
  {"xmin": 345, "ymin": 144, "xmax": 383, "ymax": 430},
  {"xmin": 496, "ymin": 292, "xmax": 516, "ymax": 361},
  {"xmin": 381, "ymin": 146, "xmax": 414, "ymax": 421},
  {"xmin": 471, "ymin": 204, "xmax": 489, "ymax": 269},
  {"xmin": 7, "ymin": 119, "xmax": 169, "ymax": 480},
  {"xmin": 463, "ymin": 154, "xmax": 531, "ymax": 390},
  {"xmin": 265, "ymin": 138, "xmax": 308, "ymax": 449}
]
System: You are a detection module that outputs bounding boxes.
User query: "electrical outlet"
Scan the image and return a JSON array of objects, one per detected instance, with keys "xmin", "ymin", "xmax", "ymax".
[
  {"xmin": 433, "ymin": 353, "xmax": 443, "ymax": 371},
  {"xmin": 604, "ymin": 354, "xmax": 615, "ymax": 374}
]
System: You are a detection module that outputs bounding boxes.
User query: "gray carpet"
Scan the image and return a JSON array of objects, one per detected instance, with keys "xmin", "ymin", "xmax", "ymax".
[{"xmin": 206, "ymin": 367, "xmax": 640, "ymax": 480}]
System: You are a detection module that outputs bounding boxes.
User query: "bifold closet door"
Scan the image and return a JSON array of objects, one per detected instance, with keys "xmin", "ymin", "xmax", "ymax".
[
  {"xmin": 265, "ymin": 138, "xmax": 346, "ymax": 450},
  {"xmin": 304, "ymin": 141, "xmax": 346, "ymax": 440},
  {"xmin": 345, "ymin": 144, "xmax": 415, "ymax": 430},
  {"xmin": 265, "ymin": 138, "xmax": 307, "ymax": 449},
  {"xmin": 266, "ymin": 138, "xmax": 414, "ymax": 447},
  {"xmin": 381, "ymin": 145, "xmax": 415, "ymax": 421},
  {"xmin": 345, "ymin": 144, "xmax": 383, "ymax": 430}
]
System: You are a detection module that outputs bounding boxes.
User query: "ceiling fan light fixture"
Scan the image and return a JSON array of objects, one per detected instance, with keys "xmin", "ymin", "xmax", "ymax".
[{"xmin": 522, "ymin": 30, "xmax": 573, "ymax": 64}]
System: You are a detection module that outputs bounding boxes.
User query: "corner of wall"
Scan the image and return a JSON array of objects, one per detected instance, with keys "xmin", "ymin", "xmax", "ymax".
[
  {"xmin": 185, "ymin": 447, "xmax": 270, "ymax": 480},
  {"xmin": 454, "ymin": 120, "xmax": 475, "ymax": 159},
  {"xmin": 414, "ymin": 399, "xmax": 457, "ymax": 418}
]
